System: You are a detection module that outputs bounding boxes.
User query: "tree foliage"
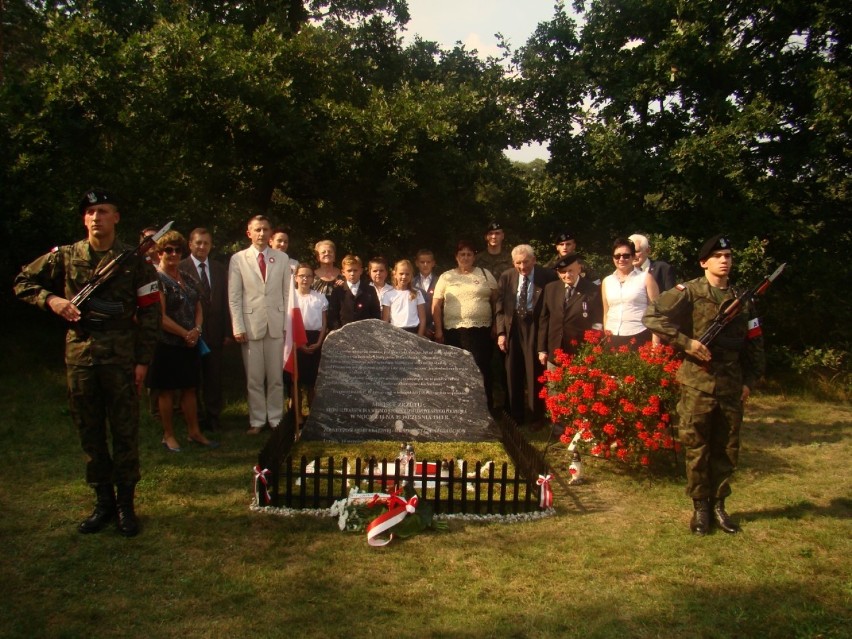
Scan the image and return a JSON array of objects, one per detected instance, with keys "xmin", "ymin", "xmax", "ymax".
[
  {"xmin": 1, "ymin": 0, "xmax": 518, "ymax": 276},
  {"xmin": 2, "ymin": 0, "xmax": 848, "ymax": 357},
  {"xmin": 514, "ymin": 0, "xmax": 851, "ymax": 348}
]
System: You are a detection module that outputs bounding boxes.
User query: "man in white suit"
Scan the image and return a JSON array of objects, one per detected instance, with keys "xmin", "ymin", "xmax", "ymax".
[{"xmin": 229, "ymin": 215, "xmax": 291, "ymax": 434}]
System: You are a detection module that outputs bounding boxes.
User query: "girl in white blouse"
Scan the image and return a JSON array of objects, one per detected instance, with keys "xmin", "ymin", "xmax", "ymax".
[
  {"xmin": 382, "ymin": 259, "xmax": 426, "ymax": 336},
  {"xmin": 290, "ymin": 264, "xmax": 328, "ymax": 409}
]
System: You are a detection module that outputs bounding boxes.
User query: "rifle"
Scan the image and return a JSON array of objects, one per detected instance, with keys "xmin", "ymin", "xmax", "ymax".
[
  {"xmin": 70, "ymin": 221, "xmax": 173, "ymax": 309},
  {"xmin": 699, "ymin": 262, "xmax": 786, "ymax": 346}
]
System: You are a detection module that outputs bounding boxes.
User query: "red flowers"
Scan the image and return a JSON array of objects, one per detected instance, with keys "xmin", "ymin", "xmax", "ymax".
[{"xmin": 541, "ymin": 336, "xmax": 682, "ymax": 470}]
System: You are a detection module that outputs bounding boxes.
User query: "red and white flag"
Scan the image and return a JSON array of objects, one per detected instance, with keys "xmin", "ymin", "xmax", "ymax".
[{"xmin": 283, "ymin": 268, "xmax": 308, "ymax": 374}]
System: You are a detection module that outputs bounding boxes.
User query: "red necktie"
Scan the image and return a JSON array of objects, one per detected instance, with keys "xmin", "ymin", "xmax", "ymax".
[{"xmin": 258, "ymin": 252, "xmax": 266, "ymax": 281}]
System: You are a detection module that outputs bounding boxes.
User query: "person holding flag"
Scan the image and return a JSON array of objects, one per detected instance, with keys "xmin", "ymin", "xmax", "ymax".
[{"xmin": 284, "ymin": 263, "xmax": 323, "ymax": 421}]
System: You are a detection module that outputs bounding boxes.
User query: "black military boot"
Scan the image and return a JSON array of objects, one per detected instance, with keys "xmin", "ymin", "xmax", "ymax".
[
  {"xmin": 115, "ymin": 483, "xmax": 140, "ymax": 538},
  {"xmin": 690, "ymin": 499, "xmax": 711, "ymax": 536},
  {"xmin": 78, "ymin": 483, "xmax": 116, "ymax": 534},
  {"xmin": 713, "ymin": 498, "xmax": 740, "ymax": 534}
]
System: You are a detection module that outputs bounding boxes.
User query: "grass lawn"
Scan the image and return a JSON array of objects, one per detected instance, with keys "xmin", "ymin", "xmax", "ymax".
[{"xmin": 0, "ymin": 304, "xmax": 849, "ymax": 638}]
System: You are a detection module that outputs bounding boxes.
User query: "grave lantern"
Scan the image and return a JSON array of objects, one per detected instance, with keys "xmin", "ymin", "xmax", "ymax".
[{"xmin": 569, "ymin": 450, "xmax": 584, "ymax": 484}]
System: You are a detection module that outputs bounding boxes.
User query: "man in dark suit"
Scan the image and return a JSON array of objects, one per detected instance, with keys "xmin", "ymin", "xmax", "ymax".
[
  {"xmin": 495, "ymin": 245, "xmax": 557, "ymax": 425},
  {"xmin": 538, "ymin": 255, "xmax": 603, "ymax": 367},
  {"xmin": 328, "ymin": 255, "xmax": 381, "ymax": 330},
  {"xmin": 180, "ymin": 228, "xmax": 231, "ymax": 432},
  {"xmin": 630, "ymin": 233, "xmax": 676, "ymax": 292}
]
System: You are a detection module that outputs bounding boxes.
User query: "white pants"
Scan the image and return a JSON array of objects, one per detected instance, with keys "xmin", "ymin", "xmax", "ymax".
[{"xmin": 241, "ymin": 335, "xmax": 284, "ymax": 428}]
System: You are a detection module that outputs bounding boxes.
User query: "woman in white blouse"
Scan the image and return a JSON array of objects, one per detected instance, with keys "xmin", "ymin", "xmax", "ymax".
[{"xmin": 602, "ymin": 238, "xmax": 660, "ymax": 349}]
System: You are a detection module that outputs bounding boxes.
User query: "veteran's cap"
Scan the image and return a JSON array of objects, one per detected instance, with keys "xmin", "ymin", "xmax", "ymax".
[
  {"xmin": 485, "ymin": 221, "xmax": 503, "ymax": 232},
  {"xmin": 555, "ymin": 231, "xmax": 574, "ymax": 243},
  {"xmin": 699, "ymin": 234, "xmax": 732, "ymax": 261},
  {"xmin": 554, "ymin": 254, "xmax": 581, "ymax": 270}
]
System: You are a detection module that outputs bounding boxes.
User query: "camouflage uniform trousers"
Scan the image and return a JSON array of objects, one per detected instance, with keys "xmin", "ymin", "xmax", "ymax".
[
  {"xmin": 67, "ymin": 363, "xmax": 141, "ymax": 485},
  {"xmin": 677, "ymin": 384, "xmax": 742, "ymax": 500}
]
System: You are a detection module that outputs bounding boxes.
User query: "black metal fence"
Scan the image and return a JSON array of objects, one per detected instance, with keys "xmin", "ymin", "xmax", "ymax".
[{"xmin": 257, "ymin": 411, "xmax": 552, "ymax": 514}]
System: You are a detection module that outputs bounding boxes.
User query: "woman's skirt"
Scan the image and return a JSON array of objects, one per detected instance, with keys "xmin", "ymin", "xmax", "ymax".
[{"xmin": 146, "ymin": 342, "xmax": 201, "ymax": 390}]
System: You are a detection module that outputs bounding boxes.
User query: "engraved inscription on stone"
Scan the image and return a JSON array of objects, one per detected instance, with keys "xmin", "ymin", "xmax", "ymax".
[{"xmin": 300, "ymin": 320, "xmax": 499, "ymax": 442}]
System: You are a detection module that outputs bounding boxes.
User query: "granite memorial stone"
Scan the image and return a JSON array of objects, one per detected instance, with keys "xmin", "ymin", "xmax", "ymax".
[{"xmin": 300, "ymin": 320, "xmax": 499, "ymax": 442}]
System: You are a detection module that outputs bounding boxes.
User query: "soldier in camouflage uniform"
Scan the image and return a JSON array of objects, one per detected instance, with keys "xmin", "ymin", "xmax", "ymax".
[
  {"xmin": 643, "ymin": 235, "xmax": 765, "ymax": 536},
  {"xmin": 14, "ymin": 188, "xmax": 161, "ymax": 537}
]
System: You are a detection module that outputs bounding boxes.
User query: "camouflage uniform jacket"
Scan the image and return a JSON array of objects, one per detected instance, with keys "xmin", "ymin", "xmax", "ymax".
[
  {"xmin": 475, "ymin": 249, "xmax": 513, "ymax": 281},
  {"xmin": 643, "ymin": 276, "xmax": 765, "ymax": 396},
  {"xmin": 13, "ymin": 239, "xmax": 161, "ymax": 367}
]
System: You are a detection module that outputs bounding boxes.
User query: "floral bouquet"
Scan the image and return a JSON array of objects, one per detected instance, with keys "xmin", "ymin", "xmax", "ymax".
[
  {"xmin": 330, "ymin": 484, "xmax": 448, "ymax": 546},
  {"xmin": 540, "ymin": 330, "xmax": 682, "ymax": 470}
]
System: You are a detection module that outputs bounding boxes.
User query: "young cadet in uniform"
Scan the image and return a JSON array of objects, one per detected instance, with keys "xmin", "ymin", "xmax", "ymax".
[
  {"xmin": 474, "ymin": 221, "xmax": 513, "ymax": 280},
  {"xmin": 413, "ymin": 249, "xmax": 439, "ymax": 339},
  {"xmin": 14, "ymin": 188, "xmax": 162, "ymax": 537},
  {"xmin": 643, "ymin": 235, "xmax": 765, "ymax": 536}
]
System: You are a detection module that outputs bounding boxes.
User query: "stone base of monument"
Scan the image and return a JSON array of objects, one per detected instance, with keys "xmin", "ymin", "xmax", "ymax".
[{"xmin": 254, "ymin": 322, "xmax": 559, "ymax": 516}]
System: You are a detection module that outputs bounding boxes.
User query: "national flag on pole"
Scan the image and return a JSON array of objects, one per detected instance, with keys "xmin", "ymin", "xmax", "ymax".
[{"xmin": 284, "ymin": 265, "xmax": 308, "ymax": 374}]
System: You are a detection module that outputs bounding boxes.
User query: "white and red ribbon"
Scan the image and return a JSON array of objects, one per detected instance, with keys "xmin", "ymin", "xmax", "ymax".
[
  {"xmin": 136, "ymin": 280, "xmax": 160, "ymax": 307},
  {"xmin": 253, "ymin": 465, "xmax": 271, "ymax": 505},
  {"xmin": 747, "ymin": 317, "xmax": 762, "ymax": 339},
  {"xmin": 365, "ymin": 493, "xmax": 419, "ymax": 547},
  {"xmin": 537, "ymin": 474, "xmax": 553, "ymax": 509}
]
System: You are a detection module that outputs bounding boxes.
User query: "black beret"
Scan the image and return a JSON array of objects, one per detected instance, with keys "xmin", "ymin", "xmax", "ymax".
[
  {"xmin": 698, "ymin": 234, "xmax": 732, "ymax": 261},
  {"xmin": 555, "ymin": 231, "xmax": 574, "ymax": 243},
  {"xmin": 78, "ymin": 188, "xmax": 119, "ymax": 215},
  {"xmin": 554, "ymin": 254, "xmax": 581, "ymax": 270},
  {"xmin": 485, "ymin": 221, "xmax": 503, "ymax": 232}
]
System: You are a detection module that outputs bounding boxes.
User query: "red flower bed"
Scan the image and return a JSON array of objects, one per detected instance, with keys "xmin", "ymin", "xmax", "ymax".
[{"xmin": 540, "ymin": 331, "xmax": 682, "ymax": 470}]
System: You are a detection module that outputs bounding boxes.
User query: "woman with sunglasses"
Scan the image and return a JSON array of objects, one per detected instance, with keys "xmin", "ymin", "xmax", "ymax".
[
  {"xmin": 146, "ymin": 230, "xmax": 218, "ymax": 451},
  {"xmin": 601, "ymin": 238, "xmax": 660, "ymax": 349}
]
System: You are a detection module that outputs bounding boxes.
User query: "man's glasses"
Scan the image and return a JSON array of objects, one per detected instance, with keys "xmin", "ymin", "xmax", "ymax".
[
  {"xmin": 613, "ymin": 253, "xmax": 633, "ymax": 260},
  {"xmin": 160, "ymin": 246, "xmax": 180, "ymax": 255}
]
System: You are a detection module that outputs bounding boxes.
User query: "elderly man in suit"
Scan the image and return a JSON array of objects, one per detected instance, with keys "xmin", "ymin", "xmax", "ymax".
[
  {"xmin": 629, "ymin": 233, "xmax": 676, "ymax": 293},
  {"xmin": 495, "ymin": 244, "xmax": 557, "ymax": 426},
  {"xmin": 180, "ymin": 228, "xmax": 230, "ymax": 432},
  {"xmin": 538, "ymin": 255, "xmax": 604, "ymax": 367},
  {"xmin": 228, "ymin": 215, "xmax": 291, "ymax": 435}
]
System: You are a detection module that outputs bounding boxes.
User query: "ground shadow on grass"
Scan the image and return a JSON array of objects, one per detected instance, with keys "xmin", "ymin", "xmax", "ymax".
[
  {"xmin": 251, "ymin": 562, "xmax": 850, "ymax": 638},
  {"xmin": 737, "ymin": 445, "xmax": 796, "ymax": 477},
  {"xmin": 544, "ymin": 580, "xmax": 836, "ymax": 637},
  {"xmin": 736, "ymin": 497, "xmax": 852, "ymax": 522},
  {"xmin": 738, "ymin": 424, "xmax": 851, "ymax": 480},
  {"xmin": 745, "ymin": 420, "xmax": 850, "ymax": 448}
]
